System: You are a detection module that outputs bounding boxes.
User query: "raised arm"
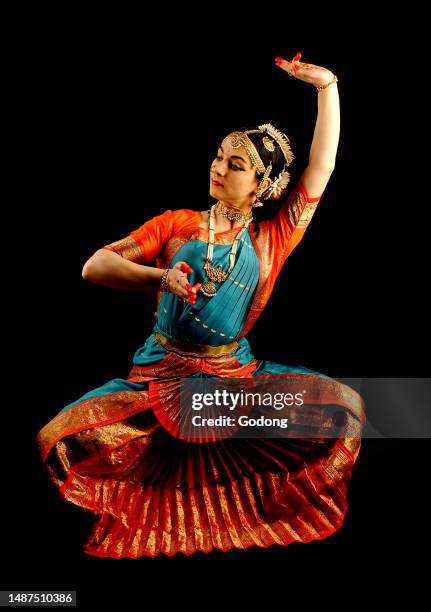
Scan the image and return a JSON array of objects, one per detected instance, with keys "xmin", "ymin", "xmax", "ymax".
[
  {"xmin": 261, "ymin": 54, "xmax": 340, "ymax": 270},
  {"xmin": 275, "ymin": 52, "xmax": 340, "ymax": 197}
]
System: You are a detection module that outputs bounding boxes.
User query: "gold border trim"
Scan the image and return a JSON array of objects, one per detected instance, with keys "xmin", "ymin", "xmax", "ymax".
[{"xmin": 154, "ymin": 332, "xmax": 238, "ymax": 358}]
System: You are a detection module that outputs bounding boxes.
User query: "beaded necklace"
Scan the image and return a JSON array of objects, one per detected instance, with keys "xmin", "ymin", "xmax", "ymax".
[{"xmin": 200, "ymin": 202, "xmax": 253, "ymax": 298}]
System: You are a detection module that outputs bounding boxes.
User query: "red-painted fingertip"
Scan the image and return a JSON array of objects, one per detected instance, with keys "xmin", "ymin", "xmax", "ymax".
[
  {"xmin": 293, "ymin": 52, "xmax": 302, "ymax": 62},
  {"xmin": 274, "ymin": 56, "xmax": 284, "ymax": 66}
]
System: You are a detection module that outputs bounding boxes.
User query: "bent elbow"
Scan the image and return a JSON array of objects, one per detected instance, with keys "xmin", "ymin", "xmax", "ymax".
[
  {"xmin": 82, "ymin": 249, "xmax": 104, "ymax": 280},
  {"xmin": 82, "ymin": 248, "xmax": 117, "ymax": 281},
  {"xmin": 82, "ymin": 260, "xmax": 93, "ymax": 281}
]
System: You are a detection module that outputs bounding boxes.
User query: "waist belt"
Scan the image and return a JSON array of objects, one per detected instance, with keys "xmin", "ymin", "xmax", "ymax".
[{"xmin": 154, "ymin": 332, "xmax": 239, "ymax": 358}]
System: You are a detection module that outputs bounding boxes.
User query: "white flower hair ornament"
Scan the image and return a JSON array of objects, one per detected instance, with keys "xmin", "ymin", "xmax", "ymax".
[{"xmin": 263, "ymin": 164, "xmax": 292, "ymax": 200}]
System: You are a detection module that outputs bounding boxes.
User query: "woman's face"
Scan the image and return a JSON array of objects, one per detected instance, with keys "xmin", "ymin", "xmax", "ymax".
[{"xmin": 209, "ymin": 134, "xmax": 260, "ymax": 207}]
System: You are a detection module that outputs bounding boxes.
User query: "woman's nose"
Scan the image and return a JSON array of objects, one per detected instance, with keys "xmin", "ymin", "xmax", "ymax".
[{"xmin": 214, "ymin": 163, "xmax": 226, "ymax": 176}]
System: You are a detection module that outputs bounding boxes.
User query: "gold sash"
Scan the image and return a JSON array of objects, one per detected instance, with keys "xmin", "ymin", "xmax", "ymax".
[{"xmin": 154, "ymin": 332, "xmax": 239, "ymax": 358}]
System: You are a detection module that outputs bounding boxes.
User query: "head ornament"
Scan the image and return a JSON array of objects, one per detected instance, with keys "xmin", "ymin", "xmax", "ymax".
[{"xmin": 229, "ymin": 123, "xmax": 294, "ymax": 204}]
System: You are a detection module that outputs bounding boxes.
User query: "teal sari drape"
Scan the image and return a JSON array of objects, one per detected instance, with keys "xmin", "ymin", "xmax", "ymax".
[{"xmin": 154, "ymin": 227, "xmax": 259, "ymax": 345}]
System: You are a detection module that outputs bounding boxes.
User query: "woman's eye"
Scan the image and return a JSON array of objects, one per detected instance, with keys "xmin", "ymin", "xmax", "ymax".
[{"xmin": 214, "ymin": 156, "xmax": 242, "ymax": 170}]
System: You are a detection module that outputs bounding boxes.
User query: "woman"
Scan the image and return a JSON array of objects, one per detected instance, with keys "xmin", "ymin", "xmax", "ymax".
[{"xmin": 37, "ymin": 53, "xmax": 365, "ymax": 558}]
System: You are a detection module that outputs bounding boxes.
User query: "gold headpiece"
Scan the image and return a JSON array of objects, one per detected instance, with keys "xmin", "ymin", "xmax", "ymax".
[
  {"xmin": 258, "ymin": 123, "xmax": 294, "ymax": 166},
  {"xmin": 230, "ymin": 131, "xmax": 266, "ymax": 174},
  {"xmin": 229, "ymin": 123, "xmax": 295, "ymax": 203},
  {"xmin": 262, "ymin": 136, "xmax": 275, "ymax": 152}
]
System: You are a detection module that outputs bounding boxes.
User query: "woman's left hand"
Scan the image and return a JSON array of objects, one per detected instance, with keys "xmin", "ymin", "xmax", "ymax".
[{"xmin": 275, "ymin": 52, "xmax": 335, "ymax": 88}]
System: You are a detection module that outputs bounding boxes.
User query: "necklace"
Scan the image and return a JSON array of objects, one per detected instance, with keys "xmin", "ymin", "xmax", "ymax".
[
  {"xmin": 214, "ymin": 200, "xmax": 253, "ymax": 223},
  {"xmin": 200, "ymin": 203, "xmax": 253, "ymax": 298}
]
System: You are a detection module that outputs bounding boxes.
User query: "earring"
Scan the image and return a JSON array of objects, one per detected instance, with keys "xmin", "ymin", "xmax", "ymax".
[
  {"xmin": 252, "ymin": 163, "xmax": 272, "ymax": 207},
  {"xmin": 251, "ymin": 196, "xmax": 264, "ymax": 208},
  {"xmin": 252, "ymin": 178, "xmax": 271, "ymax": 207}
]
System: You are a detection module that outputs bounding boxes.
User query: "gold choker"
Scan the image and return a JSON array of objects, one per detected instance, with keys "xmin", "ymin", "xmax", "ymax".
[{"xmin": 214, "ymin": 201, "xmax": 253, "ymax": 223}]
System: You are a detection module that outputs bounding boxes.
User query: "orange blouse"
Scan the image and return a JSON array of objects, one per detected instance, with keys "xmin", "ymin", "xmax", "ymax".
[{"xmin": 102, "ymin": 178, "xmax": 322, "ymax": 338}]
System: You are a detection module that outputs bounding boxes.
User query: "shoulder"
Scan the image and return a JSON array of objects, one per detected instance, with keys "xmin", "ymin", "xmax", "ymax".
[
  {"xmin": 168, "ymin": 208, "xmax": 204, "ymax": 232},
  {"xmin": 171, "ymin": 208, "xmax": 203, "ymax": 222},
  {"xmin": 130, "ymin": 208, "xmax": 205, "ymax": 240},
  {"xmin": 138, "ymin": 208, "xmax": 202, "ymax": 230}
]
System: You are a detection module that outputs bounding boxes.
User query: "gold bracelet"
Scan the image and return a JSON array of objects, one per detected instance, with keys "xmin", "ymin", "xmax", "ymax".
[
  {"xmin": 160, "ymin": 268, "xmax": 170, "ymax": 292},
  {"xmin": 316, "ymin": 74, "xmax": 338, "ymax": 91}
]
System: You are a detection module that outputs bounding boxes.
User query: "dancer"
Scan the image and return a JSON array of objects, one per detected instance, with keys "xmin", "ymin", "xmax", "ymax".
[{"xmin": 37, "ymin": 53, "xmax": 364, "ymax": 558}]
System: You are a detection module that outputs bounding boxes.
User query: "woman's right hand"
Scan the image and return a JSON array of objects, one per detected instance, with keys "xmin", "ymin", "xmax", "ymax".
[{"xmin": 165, "ymin": 262, "xmax": 202, "ymax": 304}]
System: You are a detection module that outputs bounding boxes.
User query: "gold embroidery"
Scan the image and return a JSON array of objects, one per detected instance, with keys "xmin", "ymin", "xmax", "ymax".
[
  {"xmin": 238, "ymin": 222, "xmax": 272, "ymax": 339},
  {"xmin": 103, "ymin": 237, "xmax": 143, "ymax": 264},
  {"xmin": 37, "ymin": 390, "xmax": 151, "ymax": 462},
  {"xmin": 190, "ymin": 227, "xmax": 248, "ymax": 246},
  {"xmin": 324, "ymin": 444, "xmax": 354, "ymax": 480},
  {"xmin": 297, "ymin": 202, "xmax": 318, "ymax": 229},
  {"xmin": 230, "ymin": 277, "xmax": 253, "ymax": 291},
  {"xmin": 239, "ymin": 185, "xmax": 321, "ymax": 339},
  {"xmin": 189, "ymin": 314, "xmax": 230, "ymax": 338},
  {"xmin": 154, "ymin": 332, "xmax": 239, "ymax": 357}
]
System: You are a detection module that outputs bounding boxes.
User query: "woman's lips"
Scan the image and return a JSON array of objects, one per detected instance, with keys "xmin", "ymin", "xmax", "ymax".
[{"xmin": 212, "ymin": 180, "xmax": 224, "ymax": 187}]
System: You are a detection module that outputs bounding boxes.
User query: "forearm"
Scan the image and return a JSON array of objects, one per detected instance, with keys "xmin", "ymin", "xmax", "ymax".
[
  {"xmin": 309, "ymin": 83, "xmax": 340, "ymax": 170},
  {"xmin": 82, "ymin": 249, "xmax": 164, "ymax": 291}
]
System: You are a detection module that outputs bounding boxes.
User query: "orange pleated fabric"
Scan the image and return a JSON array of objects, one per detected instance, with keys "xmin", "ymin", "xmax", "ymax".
[{"xmin": 38, "ymin": 349, "xmax": 364, "ymax": 559}]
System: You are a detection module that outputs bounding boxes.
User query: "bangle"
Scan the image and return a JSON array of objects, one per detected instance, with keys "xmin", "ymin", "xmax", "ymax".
[
  {"xmin": 160, "ymin": 268, "xmax": 170, "ymax": 292},
  {"xmin": 316, "ymin": 74, "xmax": 338, "ymax": 91}
]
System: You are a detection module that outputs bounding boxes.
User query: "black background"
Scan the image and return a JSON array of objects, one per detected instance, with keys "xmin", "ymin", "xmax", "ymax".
[{"xmin": 7, "ymin": 9, "xmax": 429, "ymax": 604}]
